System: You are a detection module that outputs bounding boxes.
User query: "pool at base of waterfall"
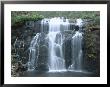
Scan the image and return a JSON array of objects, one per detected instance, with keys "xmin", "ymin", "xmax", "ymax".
[{"xmin": 19, "ymin": 70, "xmax": 99, "ymax": 77}]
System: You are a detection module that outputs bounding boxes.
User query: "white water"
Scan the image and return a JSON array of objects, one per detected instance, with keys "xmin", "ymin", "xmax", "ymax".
[
  {"xmin": 28, "ymin": 33, "xmax": 40, "ymax": 71},
  {"xmin": 41, "ymin": 18, "xmax": 49, "ymax": 33},
  {"xmin": 76, "ymin": 19, "xmax": 83, "ymax": 27},
  {"xmin": 48, "ymin": 17, "xmax": 70, "ymax": 71},
  {"xmin": 28, "ymin": 17, "xmax": 83, "ymax": 72},
  {"xmin": 69, "ymin": 19, "xmax": 83, "ymax": 71}
]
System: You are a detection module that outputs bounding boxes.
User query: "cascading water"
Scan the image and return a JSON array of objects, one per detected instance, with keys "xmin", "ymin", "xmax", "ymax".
[
  {"xmin": 48, "ymin": 17, "xmax": 69, "ymax": 72},
  {"xmin": 41, "ymin": 18, "xmax": 49, "ymax": 33},
  {"xmin": 69, "ymin": 19, "xmax": 83, "ymax": 71},
  {"xmin": 28, "ymin": 17, "xmax": 84, "ymax": 72},
  {"xmin": 28, "ymin": 33, "xmax": 40, "ymax": 71}
]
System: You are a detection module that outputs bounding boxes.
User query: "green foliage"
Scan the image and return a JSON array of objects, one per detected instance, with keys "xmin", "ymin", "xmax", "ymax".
[
  {"xmin": 88, "ymin": 54, "xmax": 96, "ymax": 59},
  {"xmin": 11, "ymin": 11, "xmax": 100, "ymax": 28},
  {"xmin": 37, "ymin": 11, "xmax": 100, "ymax": 25},
  {"xmin": 11, "ymin": 11, "xmax": 44, "ymax": 27}
]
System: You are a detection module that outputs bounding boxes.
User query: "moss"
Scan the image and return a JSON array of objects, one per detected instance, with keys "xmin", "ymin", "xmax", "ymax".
[
  {"xmin": 84, "ymin": 22, "xmax": 100, "ymax": 59},
  {"xmin": 11, "ymin": 11, "xmax": 44, "ymax": 27},
  {"xmin": 88, "ymin": 54, "xmax": 96, "ymax": 59}
]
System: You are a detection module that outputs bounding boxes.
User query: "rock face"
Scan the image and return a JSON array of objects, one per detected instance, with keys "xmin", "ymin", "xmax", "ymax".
[
  {"xmin": 83, "ymin": 26, "xmax": 100, "ymax": 75},
  {"xmin": 36, "ymin": 33, "xmax": 49, "ymax": 71},
  {"xmin": 11, "ymin": 20, "xmax": 42, "ymax": 76},
  {"xmin": 62, "ymin": 30, "xmax": 73, "ymax": 69}
]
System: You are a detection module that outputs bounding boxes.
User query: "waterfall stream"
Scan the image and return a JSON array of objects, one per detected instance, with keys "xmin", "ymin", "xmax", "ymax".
[
  {"xmin": 48, "ymin": 17, "xmax": 69, "ymax": 72},
  {"xmin": 68, "ymin": 19, "xmax": 83, "ymax": 71},
  {"xmin": 28, "ymin": 17, "xmax": 83, "ymax": 72},
  {"xmin": 28, "ymin": 33, "xmax": 40, "ymax": 71}
]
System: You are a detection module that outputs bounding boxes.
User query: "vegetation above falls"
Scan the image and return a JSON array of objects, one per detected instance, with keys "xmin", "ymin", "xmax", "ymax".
[
  {"xmin": 11, "ymin": 11, "xmax": 44, "ymax": 28},
  {"xmin": 11, "ymin": 11, "xmax": 99, "ymax": 28}
]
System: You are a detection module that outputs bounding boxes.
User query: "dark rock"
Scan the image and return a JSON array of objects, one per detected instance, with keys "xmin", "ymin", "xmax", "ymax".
[
  {"xmin": 62, "ymin": 31, "xmax": 73, "ymax": 69},
  {"xmin": 75, "ymin": 25, "xmax": 79, "ymax": 31},
  {"xmin": 25, "ymin": 21, "xmax": 35, "ymax": 29},
  {"xmin": 36, "ymin": 45, "xmax": 49, "ymax": 71},
  {"xmin": 35, "ymin": 63, "xmax": 49, "ymax": 72},
  {"xmin": 83, "ymin": 27, "xmax": 100, "ymax": 75}
]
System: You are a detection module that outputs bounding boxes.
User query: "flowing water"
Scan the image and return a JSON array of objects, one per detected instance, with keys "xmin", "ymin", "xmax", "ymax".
[
  {"xmin": 28, "ymin": 33, "xmax": 40, "ymax": 71},
  {"xmin": 48, "ymin": 17, "xmax": 69, "ymax": 72},
  {"xmin": 28, "ymin": 17, "xmax": 84, "ymax": 72},
  {"xmin": 68, "ymin": 19, "xmax": 83, "ymax": 71}
]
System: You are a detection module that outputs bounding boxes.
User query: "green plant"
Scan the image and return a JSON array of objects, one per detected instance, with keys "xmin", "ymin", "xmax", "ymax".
[{"xmin": 11, "ymin": 11, "xmax": 44, "ymax": 27}]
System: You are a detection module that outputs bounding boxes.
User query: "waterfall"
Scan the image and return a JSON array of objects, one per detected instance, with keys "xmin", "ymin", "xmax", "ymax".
[
  {"xmin": 28, "ymin": 33, "xmax": 40, "ymax": 71},
  {"xmin": 69, "ymin": 19, "xmax": 83, "ymax": 71},
  {"xmin": 28, "ymin": 17, "xmax": 84, "ymax": 72},
  {"xmin": 41, "ymin": 18, "xmax": 49, "ymax": 33},
  {"xmin": 48, "ymin": 17, "xmax": 69, "ymax": 72}
]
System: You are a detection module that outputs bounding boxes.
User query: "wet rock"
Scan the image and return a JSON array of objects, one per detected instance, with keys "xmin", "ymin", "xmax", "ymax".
[
  {"xmin": 25, "ymin": 21, "xmax": 35, "ymax": 29},
  {"xmin": 35, "ymin": 63, "xmax": 49, "ymax": 72},
  {"xmin": 83, "ymin": 25, "xmax": 100, "ymax": 75},
  {"xmin": 37, "ymin": 45, "xmax": 49, "ymax": 71},
  {"xmin": 62, "ymin": 30, "xmax": 74, "ymax": 69}
]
